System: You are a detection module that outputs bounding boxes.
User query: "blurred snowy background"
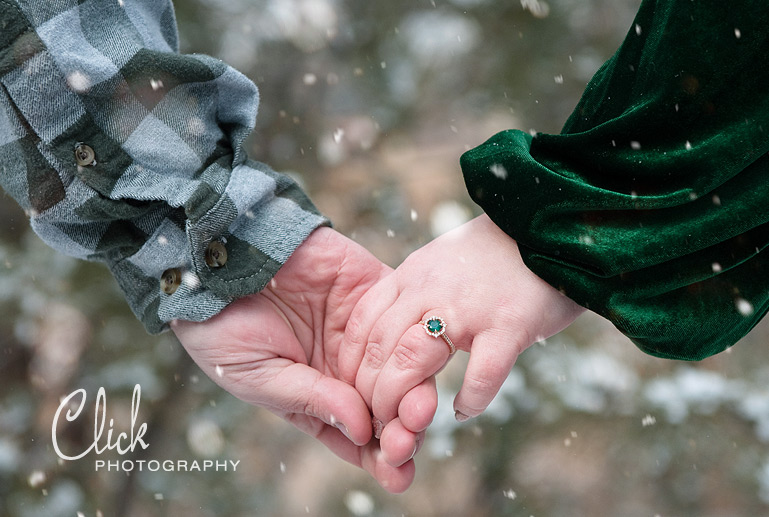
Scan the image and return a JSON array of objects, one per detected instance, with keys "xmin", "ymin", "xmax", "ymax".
[{"xmin": 2, "ymin": 0, "xmax": 769, "ymax": 515}]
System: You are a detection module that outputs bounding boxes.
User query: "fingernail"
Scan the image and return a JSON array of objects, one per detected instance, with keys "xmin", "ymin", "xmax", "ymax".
[
  {"xmin": 335, "ymin": 422, "xmax": 352, "ymax": 441},
  {"xmin": 455, "ymin": 410, "xmax": 471, "ymax": 422},
  {"xmin": 372, "ymin": 417, "xmax": 384, "ymax": 439},
  {"xmin": 410, "ymin": 435, "xmax": 420, "ymax": 460}
]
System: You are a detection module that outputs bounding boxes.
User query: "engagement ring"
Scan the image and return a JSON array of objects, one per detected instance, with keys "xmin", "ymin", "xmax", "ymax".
[{"xmin": 420, "ymin": 316, "xmax": 456, "ymax": 355}]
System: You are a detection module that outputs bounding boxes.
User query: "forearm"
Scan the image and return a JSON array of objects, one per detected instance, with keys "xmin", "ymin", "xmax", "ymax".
[{"xmin": 0, "ymin": 0, "xmax": 328, "ymax": 332}]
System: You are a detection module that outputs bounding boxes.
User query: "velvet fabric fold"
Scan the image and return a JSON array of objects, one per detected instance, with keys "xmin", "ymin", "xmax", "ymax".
[{"xmin": 461, "ymin": 0, "xmax": 769, "ymax": 359}]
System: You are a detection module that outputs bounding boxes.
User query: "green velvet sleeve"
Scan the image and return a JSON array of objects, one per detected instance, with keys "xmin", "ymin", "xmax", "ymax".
[{"xmin": 460, "ymin": 0, "xmax": 769, "ymax": 360}]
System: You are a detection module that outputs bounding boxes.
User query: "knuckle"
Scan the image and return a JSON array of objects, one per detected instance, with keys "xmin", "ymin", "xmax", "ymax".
[
  {"xmin": 392, "ymin": 341, "xmax": 421, "ymax": 371},
  {"xmin": 301, "ymin": 378, "xmax": 323, "ymax": 418},
  {"xmin": 499, "ymin": 308, "xmax": 534, "ymax": 350},
  {"xmin": 363, "ymin": 341, "xmax": 387, "ymax": 370},
  {"xmin": 344, "ymin": 313, "xmax": 366, "ymax": 346},
  {"xmin": 302, "ymin": 397, "xmax": 320, "ymax": 419},
  {"xmin": 483, "ymin": 311, "xmax": 531, "ymax": 355},
  {"xmin": 462, "ymin": 373, "xmax": 498, "ymax": 400}
]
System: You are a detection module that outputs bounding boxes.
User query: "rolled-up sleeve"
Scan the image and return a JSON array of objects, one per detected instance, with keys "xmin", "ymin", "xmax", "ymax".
[
  {"xmin": 0, "ymin": 0, "xmax": 328, "ymax": 333},
  {"xmin": 461, "ymin": 0, "xmax": 769, "ymax": 360}
]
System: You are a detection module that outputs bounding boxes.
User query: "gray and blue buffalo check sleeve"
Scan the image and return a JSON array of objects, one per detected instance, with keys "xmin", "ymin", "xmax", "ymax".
[{"xmin": 0, "ymin": 0, "xmax": 329, "ymax": 333}]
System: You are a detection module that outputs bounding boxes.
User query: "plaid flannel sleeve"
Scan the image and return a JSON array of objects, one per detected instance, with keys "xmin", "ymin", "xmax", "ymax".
[{"xmin": 0, "ymin": 0, "xmax": 329, "ymax": 333}]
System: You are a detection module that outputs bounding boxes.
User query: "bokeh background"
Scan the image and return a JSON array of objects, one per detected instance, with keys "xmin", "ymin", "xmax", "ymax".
[{"xmin": 3, "ymin": 0, "xmax": 769, "ymax": 516}]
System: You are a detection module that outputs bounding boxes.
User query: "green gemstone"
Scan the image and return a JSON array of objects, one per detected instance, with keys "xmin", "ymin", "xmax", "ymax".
[{"xmin": 426, "ymin": 319, "xmax": 443, "ymax": 334}]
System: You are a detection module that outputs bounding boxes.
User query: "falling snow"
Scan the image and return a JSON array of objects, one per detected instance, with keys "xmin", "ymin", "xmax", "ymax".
[
  {"xmin": 4, "ymin": 2, "xmax": 768, "ymax": 515},
  {"xmin": 28, "ymin": 470, "xmax": 46, "ymax": 488},
  {"xmin": 66, "ymin": 71, "xmax": 91, "ymax": 93},
  {"xmin": 187, "ymin": 116, "xmax": 206, "ymax": 136},
  {"xmin": 181, "ymin": 271, "xmax": 201, "ymax": 289},
  {"xmin": 520, "ymin": 0, "xmax": 550, "ymax": 18},
  {"xmin": 490, "ymin": 163, "xmax": 509, "ymax": 179},
  {"xmin": 344, "ymin": 490, "xmax": 375, "ymax": 516},
  {"xmin": 736, "ymin": 297, "xmax": 754, "ymax": 316},
  {"xmin": 187, "ymin": 419, "xmax": 225, "ymax": 457},
  {"xmin": 430, "ymin": 201, "xmax": 472, "ymax": 237}
]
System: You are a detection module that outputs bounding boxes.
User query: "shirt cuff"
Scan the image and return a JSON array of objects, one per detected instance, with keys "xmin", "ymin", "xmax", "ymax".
[{"xmin": 107, "ymin": 159, "xmax": 329, "ymax": 333}]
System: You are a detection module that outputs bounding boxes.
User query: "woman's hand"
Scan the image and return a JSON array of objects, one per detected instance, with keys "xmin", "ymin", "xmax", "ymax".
[{"xmin": 340, "ymin": 215, "xmax": 584, "ymax": 466}]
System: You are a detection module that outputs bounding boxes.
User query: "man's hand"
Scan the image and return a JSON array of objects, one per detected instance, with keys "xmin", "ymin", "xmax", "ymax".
[{"xmin": 171, "ymin": 227, "xmax": 416, "ymax": 493}]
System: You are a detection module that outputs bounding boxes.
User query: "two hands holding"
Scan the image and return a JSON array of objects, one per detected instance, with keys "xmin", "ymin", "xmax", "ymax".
[{"xmin": 171, "ymin": 214, "xmax": 584, "ymax": 492}]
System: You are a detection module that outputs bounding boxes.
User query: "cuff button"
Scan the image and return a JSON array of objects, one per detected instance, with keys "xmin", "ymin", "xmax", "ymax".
[
  {"xmin": 205, "ymin": 241, "xmax": 228, "ymax": 268},
  {"xmin": 160, "ymin": 268, "xmax": 182, "ymax": 294},
  {"xmin": 74, "ymin": 143, "xmax": 97, "ymax": 167}
]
